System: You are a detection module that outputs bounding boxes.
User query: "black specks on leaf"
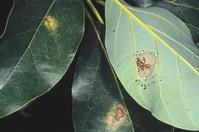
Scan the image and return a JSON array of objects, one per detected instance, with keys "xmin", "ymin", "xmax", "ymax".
[{"xmin": 136, "ymin": 52, "xmax": 157, "ymax": 77}]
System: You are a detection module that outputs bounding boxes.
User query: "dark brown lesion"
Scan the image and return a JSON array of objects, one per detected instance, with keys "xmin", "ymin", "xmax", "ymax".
[
  {"xmin": 115, "ymin": 106, "xmax": 125, "ymax": 121},
  {"xmin": 136, "ymin": 52, "xmax": 157, "ymax": 77},
  {"xmin": 137, "ymin": 56, "xmax": 151, "ymax": 73}
]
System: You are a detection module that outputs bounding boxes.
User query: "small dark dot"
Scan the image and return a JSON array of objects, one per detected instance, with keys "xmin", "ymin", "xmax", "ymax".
[
  {"xmin": 144, "ymin": 87, "xmax": 146, "ymax": 90},
  {"xmin": 135, "ymin": 79, "xmax": 138, "ymax": 82},
  {"xmin": 112, "ymin": 29, "xmax": 115, "ymax": 32},
  {"xmin": 117, "ymin": 65, "xmax": 119, "ymax": 67},
  {"xmin": 153, "ymin": 81, "xmax": 155, "ymax": 83},
  {"xmin": 142, "ymin": 50, "xmax": 145, "ymax": 52},
  {"xmin": 144, "ymin": 79, "xmax": 147, "ymax": 81},
  {"xmin": 140, "ymin": 84, "xmax": 144, "ymax": 87},
  {"xmin": 136, "ymin": 51, "xmax": 138, "ymax": 53},
  {"xmin": 160, "ymin": 80, "xmax": 162, "ymax": 82}
]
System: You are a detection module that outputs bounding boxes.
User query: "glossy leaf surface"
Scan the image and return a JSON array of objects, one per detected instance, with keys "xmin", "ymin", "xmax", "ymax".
[
  {"xmin": 72, "ymin": 21, "xmax": 135, "ymax": 132},
  {"xmin": 0, "ymin": 0, "xmax": 84, "ymax": 117}
]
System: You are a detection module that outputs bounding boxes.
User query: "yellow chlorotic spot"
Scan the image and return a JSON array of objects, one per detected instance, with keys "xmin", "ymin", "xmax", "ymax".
[
  {"xmin": 44, "ymin": 15, "xmax": 58, "ymax": 32},
  {"xmin": 105, "ymin": 103, "xmax": 127, "ymax": 130}
]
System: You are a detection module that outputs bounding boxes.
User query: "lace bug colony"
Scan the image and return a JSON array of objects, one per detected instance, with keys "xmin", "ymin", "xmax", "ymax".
[{"xmin": 136, "ymin": 52, "xmax": 157, "ymax": 77}]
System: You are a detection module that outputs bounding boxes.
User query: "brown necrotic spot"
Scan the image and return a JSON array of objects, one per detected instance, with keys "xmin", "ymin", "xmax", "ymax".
[
  {"xmin": 136, "ymin": 52, "xmax": 157, "ymax": 77},
  {"xmin": 105, "ymin": 103, "xmax": 126, "ymax": 129}
]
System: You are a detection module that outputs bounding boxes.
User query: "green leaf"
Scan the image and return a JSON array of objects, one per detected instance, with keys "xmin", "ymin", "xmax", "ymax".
[
  {"xmin": 105, "ymin": 0, "xmax": 199, "ymax": 130},
  {"xmin": 122, "ymin": 87, "xmax": 176, "ymax": 132},
  {"xmin": 154, "ymin": 0, "xmax": 199, "ymax": 44},
  {"xmin": 72, "ymin": 18, "xmax": 135, "ymax": 132},
  {"xmin": 0, "ymin": 0, "xmax": 84, "ymax": 118}
]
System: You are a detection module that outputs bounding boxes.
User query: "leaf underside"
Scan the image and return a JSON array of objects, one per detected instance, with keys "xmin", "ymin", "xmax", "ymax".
[
  {"xmin": 105, "ymin": 0, "xmax": 199, "ymax": 130},
  {"xmin": 155, "ymin": 0, "xmax": 199, "ymax": 44}
]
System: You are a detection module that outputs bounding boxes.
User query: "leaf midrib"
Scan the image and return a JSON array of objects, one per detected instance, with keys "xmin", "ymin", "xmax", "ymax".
[
  {"xmin": 128, "ymin": 6, "xmax": 192, "ymax": 42},
  {"xmin": 0, "ymin": 0, "xmax": 57, "ymax": 90},
  {"xmin": 149, "ymin": 25, "xmax": 199, "ymax": 59},
  {"xmin": 114, "ymin": 3, "xmax": 199, "ymax": 63},
  {"xmin": 113, "ymin": 0, "xmax": 199, "ymax": 127},
  {"xmin": 113, "ymin": 0, "xmax": 199, "ymax": 75},
  {"xmin": 127, "ymin": 7, "xmax": 199, "ymax": 59}
]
